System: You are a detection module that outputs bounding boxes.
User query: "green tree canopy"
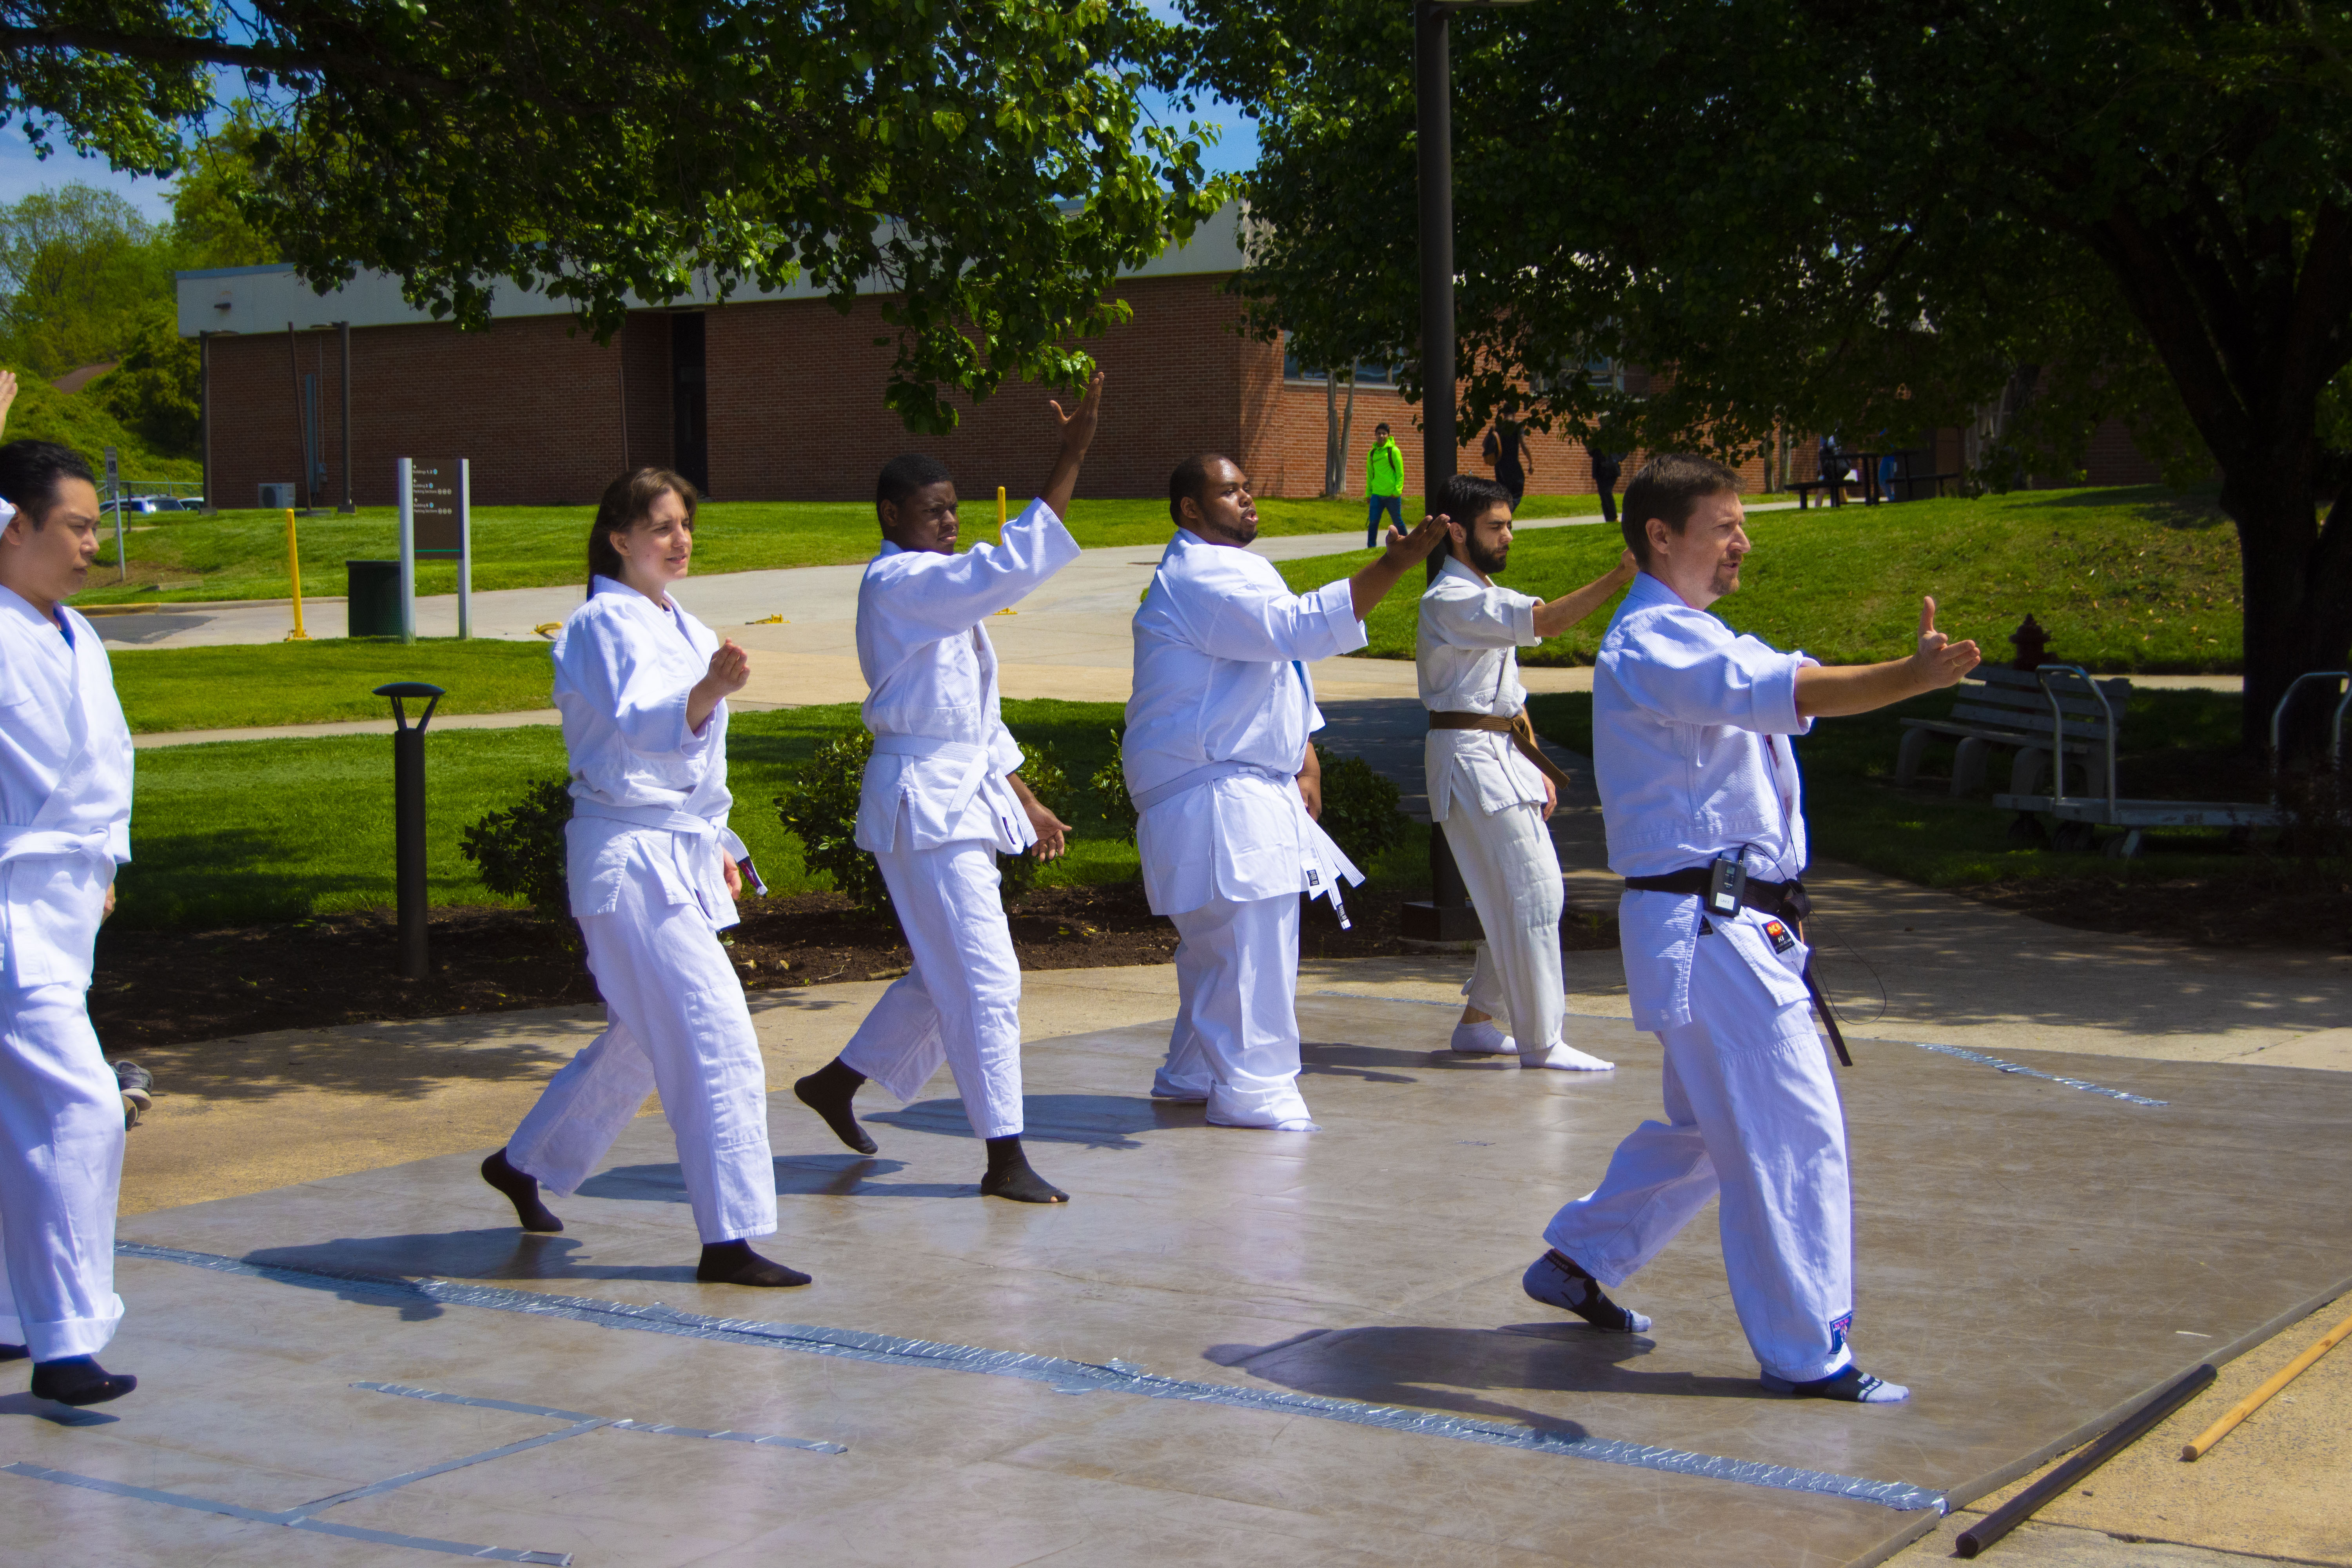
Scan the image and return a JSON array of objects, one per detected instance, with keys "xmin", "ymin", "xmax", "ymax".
[
  {"xmin": 2, "ymin": 1, "xmax": 1231, "ymax": 431},
  {"xmin": 1184, "ymin": 0, "xmax": 2352, "ymax": 750},
  {"xmin": 0, "ymin": 181, "xmax": 173, "ymax": 376}
]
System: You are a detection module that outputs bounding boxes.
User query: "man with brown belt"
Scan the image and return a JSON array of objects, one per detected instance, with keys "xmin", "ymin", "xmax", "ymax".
[{"xmin": 1418, "ymin": 474, "xmax": 1635, "ymax": 1069}]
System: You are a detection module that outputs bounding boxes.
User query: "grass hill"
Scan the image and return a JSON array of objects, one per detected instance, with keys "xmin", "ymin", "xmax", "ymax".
[{"xmin": 4, "ymin": 370, "xmax": 201, "ymax": 485}]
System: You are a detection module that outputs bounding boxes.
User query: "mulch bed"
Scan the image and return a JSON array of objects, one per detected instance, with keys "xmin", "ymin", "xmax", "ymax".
[
  {"xmin": 90, "ymin": 883, "xmax": 1625, "ymax": 1050},
  {"xmin": 1950, "ymin": 873, "xmax": 2352, "ymax": 950}
]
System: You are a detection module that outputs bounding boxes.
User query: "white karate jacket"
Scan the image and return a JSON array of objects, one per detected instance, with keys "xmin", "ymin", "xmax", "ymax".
[
  {"xmin": 0, "ymin": 573, "xmax": 133, "ymax": 991},
  {"xmin": 1124, "ymin": 528, "xmax": 1366, "ymax": 916},
  {"xmin": 854, "ymin": 498, "xmax": 1080, "ymax": 855},
  {"xmin": 555, "ymin": 576, "xmax": 748, "ymax": 929},
  {"xmin": 1417, "ymin": 554, "xmax": 1548, "ymax": 820},
  {"xmin": 1595, "ymin": 572, "xmax": 1818, "ymax": 1031}
]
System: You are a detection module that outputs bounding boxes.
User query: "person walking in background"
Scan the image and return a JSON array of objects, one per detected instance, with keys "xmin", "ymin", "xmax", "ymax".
[
  {"xmin": 0, "ymin": 393, "xmax": 143, "ymax": 1407},
  {"xmin": 1365, "ymin": 423, "xmax": 1405, "ymax": 547},
  {"xmin": 1586, "ymin": 442, "xmax": 1624, "ymax": 525},
  {"xmin": 1483, "ymin": 403, "xmax": 1534, "ymax": 507}
]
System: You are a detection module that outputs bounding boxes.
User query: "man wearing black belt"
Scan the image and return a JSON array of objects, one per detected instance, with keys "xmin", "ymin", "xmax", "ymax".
[
  {"xmin": 1417, "ymin": 472, "xmax": 1631, "ymax": 1068},
  {"xmin": 1520, "ymin": 453, "xmax": 1978, "ymax": 1404}
]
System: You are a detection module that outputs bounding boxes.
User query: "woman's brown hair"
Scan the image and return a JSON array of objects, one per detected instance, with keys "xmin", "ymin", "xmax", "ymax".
[{"xmin": 587, "ymin": 467, "xmax": 699, "ymax": 591}]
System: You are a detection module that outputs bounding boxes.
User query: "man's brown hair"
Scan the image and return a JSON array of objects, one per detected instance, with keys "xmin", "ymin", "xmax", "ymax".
[{"xmin": 1619, "ymin": 454, "xmax": 1740, "ymax": 567}]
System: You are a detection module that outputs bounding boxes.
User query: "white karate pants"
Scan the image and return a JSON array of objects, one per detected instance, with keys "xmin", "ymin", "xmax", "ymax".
[
  {"xmin": 0, "ymin": 982, "xmax": 125, "ymax": 1361},
  {"xmin": 840, "ymin": 837, "xmax": 1024, "ymax": 1140},
  {"xmin": 1541, "ymin": 939, "xmax": 1853, "ymax": 1383},
  {"xmin": 1155, "ymin": 892, "xmax": 1311, "ymax": 1127},
  {"xmin": 1442, "ymin": 793, "xmax": 1564, "ymax": 1055},
  {"xmin": 507, "ymin": 862, "xmax": 775, "ymax": 1245}
]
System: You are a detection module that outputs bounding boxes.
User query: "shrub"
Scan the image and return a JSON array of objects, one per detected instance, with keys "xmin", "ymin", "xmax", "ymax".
[
  {"xmin": 1089, "ymin": 725, "xmax": 1138, "ymax": 842},
  {"xmin": 1313, "ymin": 742, "xmax": 1409, "ymax": 867},
  {"xmin": 999, "ymin": 737, "xmax": 1073, "ymax": 901},
  {"xmin": 776, "ymin": 727, "xmax": 889, "ymax": 911},
  {"xmin": 459, "ymin": 775, "xmax": 574, "ymax": 926}
]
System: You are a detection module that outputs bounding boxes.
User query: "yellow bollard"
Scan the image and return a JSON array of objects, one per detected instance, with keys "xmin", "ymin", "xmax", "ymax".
[
  {"xmin": 283, "ymin": 509, "xmax": 311, "ymax": 641},
  {"xmin": 998, "ymin": 485, "xmax": 1007, "ymax": 531}
]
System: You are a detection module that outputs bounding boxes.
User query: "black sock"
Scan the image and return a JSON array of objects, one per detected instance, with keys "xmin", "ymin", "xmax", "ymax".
[
  {"xmin": 979, "ymin": 1134, "xmax": 1067, "ymax": 1204},
  {"xmin": 795, "ymin": 1060, "xmax": 877, "ymax": 1154},
  {"xmin": 32, "ymin": 1356, "xmax": 136, "ymax": 1407},
  {"xmin": 696, "ymin": 1239, "xmax": 811, "ymax": 1287},
  {"xmin": 481, "ymin": 1148, "xmax": 563, "ymax": 1233}
]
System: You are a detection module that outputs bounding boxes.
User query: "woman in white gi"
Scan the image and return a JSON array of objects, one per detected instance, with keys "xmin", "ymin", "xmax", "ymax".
[
  {"xmin": 1125, "ymin": 455, "xmax": 1443, "ymax": 1131},
  {"xmin": 1525, "ymin": 455, "xmax": 1977, "ymax": 1403},
  {"xmin": 0, "ymin": 412, "xmax": 142, "ymax": 1406},
  {"xmin": 1417, "ymin": 472, "xmax": 1632, "ymax": 1071},
  {"xmin": 793, "ymin": 376, "xmax": 1102, "ymax": 1203},
  {"xmin": 480, "ymin": 468, "xmax": 805, "ymax": 1288}
]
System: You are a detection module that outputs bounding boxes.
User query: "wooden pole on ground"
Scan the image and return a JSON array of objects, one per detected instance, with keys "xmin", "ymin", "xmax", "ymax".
[{"xmin": 2182, "ymin": 1307, "xmax": 2352, "ymax": 1461}]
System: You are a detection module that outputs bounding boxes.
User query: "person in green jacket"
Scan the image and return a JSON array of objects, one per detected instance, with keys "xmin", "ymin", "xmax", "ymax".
[{"xmin": 1365, "ymin": 423, "xmax": 1405, "ymax": 547}]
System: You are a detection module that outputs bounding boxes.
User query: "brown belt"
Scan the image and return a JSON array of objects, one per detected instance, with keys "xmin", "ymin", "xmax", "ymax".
[{"xmin": 1427, "ymin": 708, "xmax": 1573, "ymax": 791}]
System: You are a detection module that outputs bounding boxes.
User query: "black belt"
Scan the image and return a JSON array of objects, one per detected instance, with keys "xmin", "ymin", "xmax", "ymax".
[{"xmin": 1622, "ymin": 868, "xmax": 1851, "ymax": 1067}]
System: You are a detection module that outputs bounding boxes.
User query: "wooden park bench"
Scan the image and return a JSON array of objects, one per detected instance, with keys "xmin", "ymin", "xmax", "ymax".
[{"xmin": 1895, "ymin": 664, "xmax": 2134, "ymax": 798}]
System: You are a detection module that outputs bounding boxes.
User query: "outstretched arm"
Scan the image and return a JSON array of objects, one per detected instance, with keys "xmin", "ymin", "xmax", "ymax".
[
  {"xmin": 1531, "ymin": 549, "xmax": 1637, "ymax": 639},
  {"xmin": 1794, "ymin": 597, "xmax": 1980, "ymax": 719},
  {"xmin": 1040, "ymin": 371, "xmax": 1104, "ymax": 523},
  {"xmin": 1347, "ymin": 512, "xmax": 1449, "ymax": 620}
]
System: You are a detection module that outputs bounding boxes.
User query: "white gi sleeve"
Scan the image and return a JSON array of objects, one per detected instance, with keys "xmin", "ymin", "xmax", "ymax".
[
  {"xmin": 563, "ymin": 611, "xmax": 714, "ymax": 760},
  {"xmin": 1427, "ymin": 579, "xmax": 1539, "ymax": 648},
  {"xmin": 876, "ymin": 499, "xmax": 1081, "ymax": 641},
  {"xmin": 1611, "ymin": 610, "xmax": 1811, "ymax": 736},
  {"xmin": 1176, "ymin": 573, "xmax": 1363, "ymax": 665}
]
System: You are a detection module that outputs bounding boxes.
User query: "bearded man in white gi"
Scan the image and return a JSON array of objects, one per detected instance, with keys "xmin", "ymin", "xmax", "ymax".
[
  {"xmin": 792, "ymin": 375, "xmax": 1103, "ymax": 1203},
  {"xmin": 1125, "ymin": 455, "xmax": 1444, "ymax": 1131},
  {"xmin": 1418, "ymin": 472, "xmax": 1632, "ymax": 1071},
  {"xmin": 1522, "ymin": 454, "xmax": 1978, "ymax": 1403},
  {"xmin": 0, "ymin": 413, "xmax": 142, "ymax": 1406}
]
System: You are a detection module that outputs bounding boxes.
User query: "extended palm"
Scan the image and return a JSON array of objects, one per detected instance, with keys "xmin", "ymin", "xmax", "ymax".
[{"xmin": 1911, "ymin": 597, "xmax": 1981, "ymax": 688}]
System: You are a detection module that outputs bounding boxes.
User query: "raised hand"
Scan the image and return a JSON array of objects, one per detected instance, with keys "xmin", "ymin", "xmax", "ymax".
[
  {"xmin": 1387, "ymin": 510, "xmax": 1449, "ymax": 565},
  {"xmin": 0, "ymin": 368, "xmax": 16, "ymax": 439},
  {"xmin": 1910, "ymin": 596, "xmax": 1981, "ymax": 688},
  {"xmin": 1050, "ymin": 370, "xmax": 1105, "ymax": 453},
  {"xmin": 706, "ymin": 638, "xmax": 752, "ymax": 696}
]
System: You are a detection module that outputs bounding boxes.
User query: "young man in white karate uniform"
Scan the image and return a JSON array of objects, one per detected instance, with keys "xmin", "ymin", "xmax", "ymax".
[
  {"xmin": 1125, "ymin": 455, "xmax": 1444, "ymax": 1131},
  {"xmin": 482, "ymin": 467, "xmax": 806, "ymax": 1287},
  {"xmin": 0, "ymin": 411, "xmax": 142, "ymax": 1406},
  {"xmin": 793, "ymin": 375, "xmax": 1102, "ymax": 1203},
  {"xmin": 1417, "ymin": 472, "xmax": 1632, "ymax": 1071},
  {"xmin": 1524, "ymin": 454, "xmax": 1978, "ymax": 1403}
]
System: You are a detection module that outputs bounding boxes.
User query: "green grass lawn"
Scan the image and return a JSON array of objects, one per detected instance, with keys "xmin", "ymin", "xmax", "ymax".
[
  {"xmin": 116, "ymin": 696, "xmax": 1427, "ymax": 930},
  {"xmin": 111, "ymin": 638, "xmax": 559, "ymax": 733},
  {"xmin": 1281, "ymin": 484, "xmax": 2243, "ymax": 674},
  {"xmin": 80, "ymin": 490, "xmax": 1609, "ymax": 607},
  {"xmin": 1527, "ymin": 685, "xmax": 2265, "ymax": 889}
]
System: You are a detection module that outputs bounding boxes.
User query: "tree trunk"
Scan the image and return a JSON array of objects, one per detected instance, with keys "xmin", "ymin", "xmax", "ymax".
[
  {"xmin": 1323, "ymin": 372, "xmax": 1341, "ymax": 495},
  {"xmin": 2228, "ymin": 473, "xmax": 2352, "ymax": 761},
  {"xmin": 1338, "ymin": 370, "xmax": 1357, "ymax": 495}
]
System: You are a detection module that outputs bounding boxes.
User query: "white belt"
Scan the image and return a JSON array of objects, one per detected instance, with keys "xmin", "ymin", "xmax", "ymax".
[
  {"xmin": 1131, "ymin": 760, "xmax": 1357, "ymax": 929},
  {"xmin": 871, "ymin": 732, "xmax": 997, "ymax": 823},
  {"xmin": 0, "ymin": 825, "xmax": 113, "ymax": 866},
  {"xmin": 570, "ymin": 799, "xmax": 762, "ymax": 892}
]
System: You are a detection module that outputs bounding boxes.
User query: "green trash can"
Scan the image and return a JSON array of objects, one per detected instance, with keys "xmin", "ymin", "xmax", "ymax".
[{"xmin": 346, "ymin": 560, "xmax": 403, "ymax": 638}]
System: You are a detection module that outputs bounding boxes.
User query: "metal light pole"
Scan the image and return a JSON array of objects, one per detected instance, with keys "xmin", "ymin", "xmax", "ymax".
[
  {"xmin": 1403, "ymin": 0, "xmax": 1533, "ymax": 945},
  {"xmin": 375, "ymin": 682, "xmax": 446, "ymax": 980}
]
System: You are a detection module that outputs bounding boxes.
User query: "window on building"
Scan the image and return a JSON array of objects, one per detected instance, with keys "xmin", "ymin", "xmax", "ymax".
[{"xmin": 1283, "ymin": 338, "xmax": 1401, "ymax": 386}]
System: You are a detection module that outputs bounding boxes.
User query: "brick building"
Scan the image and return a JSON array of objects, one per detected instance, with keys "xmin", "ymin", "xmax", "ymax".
[{"xmin": 177, "ymin": 203, "xmax": 2161, "ymax": 510}]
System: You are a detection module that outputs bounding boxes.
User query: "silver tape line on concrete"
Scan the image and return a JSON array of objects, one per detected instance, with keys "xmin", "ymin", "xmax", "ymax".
[
  {"xmin": 121, "ymin": 1241, "xmax": 1944, "ymax": 1513},
  {"xmin": 1313, "ymin": 990, "xmax": 1463, "ymax": 1008},
  {"xmin": 1903, "ymin": 1040, "xmax": 2167, "ymax": 1106},
  {"xmin": 0, "ymin": 1462, "xmax": 572, "ymax": 1564},
  {"xmin": 354, "ymin": 1380, "xmax": 850, "ymax": 1452},
  {"xmin": 286, "ymin": 1420, "xmax": 612, "ymax": 1515}
]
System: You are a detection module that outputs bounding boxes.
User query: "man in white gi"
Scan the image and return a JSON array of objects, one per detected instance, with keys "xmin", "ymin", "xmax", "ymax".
[
  {"xmin": 0, "ymin": 413, "xmax": 142, "ymax": 1406},
  {"xmin": 793, "ymin": 375, "xmax": 1103, "ymax": 1203},
  {"xmin": 1523, "ymin": 454, "xmax": 1978, "ymax": 1403},
  {"xmin": 1418, "ymin": 472, "xmax": 1632, "ymax": 1071},
  {"xmin": 1125, "ymin": 454, "xmax": 1444, "ymax": 1131}
]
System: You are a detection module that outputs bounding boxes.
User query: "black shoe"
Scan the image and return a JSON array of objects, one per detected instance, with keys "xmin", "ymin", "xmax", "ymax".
[
  {"xmin": 1522, "ymin": 1249, "xmax": 1652, "ymax": 1332},
  {"xmin": 32, "ymin": 1356, "xmax": 136, "ymax": 1406},
  {"xmin": 1761, "ymin": 1365, "xmax": 1909, "ymax": 1403}
]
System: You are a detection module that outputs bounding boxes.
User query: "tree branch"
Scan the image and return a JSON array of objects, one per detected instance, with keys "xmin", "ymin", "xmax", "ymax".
[{"xmin": 0, "ymin": 22, "xmax": 462, "ymax": 98}]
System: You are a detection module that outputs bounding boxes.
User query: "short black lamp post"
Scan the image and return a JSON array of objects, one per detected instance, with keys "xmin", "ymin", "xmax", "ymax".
[
  {"xmin": 374, "ymin": 681, "xmax": 445, "ymax": 980},
  {"xmin": 1401, "ymin": 0, "xmax": 1536, "ymax": 946}
]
